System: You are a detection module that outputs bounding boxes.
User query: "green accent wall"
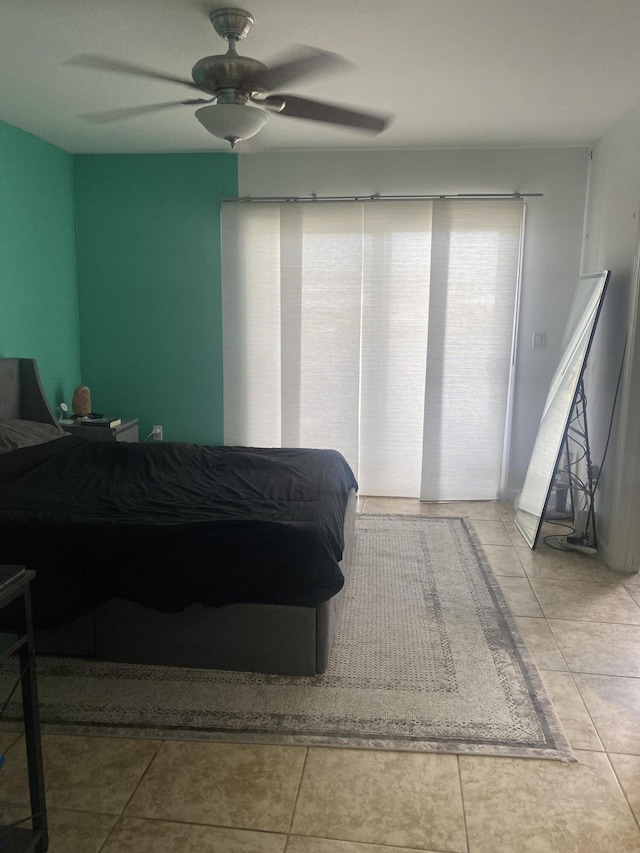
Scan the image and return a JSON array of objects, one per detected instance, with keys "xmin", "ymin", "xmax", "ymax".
[
  {"xmin": 74, "ymin": 154, "xmax": 238, "ymax": 444},
  {"xmin": 0, "ymin": 120, "xmax": 80, "ymax": 408}
]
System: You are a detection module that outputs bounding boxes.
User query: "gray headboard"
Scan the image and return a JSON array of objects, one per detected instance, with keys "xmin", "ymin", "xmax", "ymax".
[{"xmin": 0, "ymin": 359, "xmax": 59, "ymax": 427}]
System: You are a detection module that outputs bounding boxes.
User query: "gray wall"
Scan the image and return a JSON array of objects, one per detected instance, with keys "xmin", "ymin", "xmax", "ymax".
[
  {"xmin": 238, "ymin": 147, "xmax": 590, "ymax": 499},
  {"xmin": 581, "ymin": 103, "xmax": 640, "ymax": 569}
]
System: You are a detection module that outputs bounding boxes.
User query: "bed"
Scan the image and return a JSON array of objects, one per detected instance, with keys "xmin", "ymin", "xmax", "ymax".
[{"xmin": 0, "ymin": 358, "xmax": 357, "ymax": 676}]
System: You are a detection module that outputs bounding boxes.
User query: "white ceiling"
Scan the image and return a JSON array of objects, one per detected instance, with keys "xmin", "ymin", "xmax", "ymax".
[{"xmin": 2, "ymin": 0, "xmax": 640, "ymax": 154}]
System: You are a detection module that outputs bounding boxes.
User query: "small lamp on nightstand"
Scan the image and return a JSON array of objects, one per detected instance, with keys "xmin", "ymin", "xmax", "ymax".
[{"xmin": 72, "ymin": 385, "xmax": 91, "ymax": 417}]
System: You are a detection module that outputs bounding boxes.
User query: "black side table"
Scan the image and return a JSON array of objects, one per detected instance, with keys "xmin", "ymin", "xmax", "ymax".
[
  {"xmin": 62, "ymin": 418, "xmax": 139, "ymax": 443},
  {"xmin": 0, "ymin": 566, "xmax": 47, "ymax": 852}
]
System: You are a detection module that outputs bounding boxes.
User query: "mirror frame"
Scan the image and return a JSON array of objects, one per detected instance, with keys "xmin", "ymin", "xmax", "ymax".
[{"xmin": 514, "ymin": 270, "xmax": 610, "ymax": 548}]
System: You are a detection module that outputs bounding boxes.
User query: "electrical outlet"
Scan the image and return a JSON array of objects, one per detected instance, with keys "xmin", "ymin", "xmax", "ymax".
[
  {"xmin": 532, "ymin": 331, "xmax": 547, "ymax": 350},
  {"xmin": 152, "ymin": 425, "xmax": 163, "ymax": 441}
]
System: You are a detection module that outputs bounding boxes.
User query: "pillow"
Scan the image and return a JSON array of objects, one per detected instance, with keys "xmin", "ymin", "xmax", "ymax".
[{"xmin": 0, "ymin": 419, "xmax": 65, "ymax": 455}]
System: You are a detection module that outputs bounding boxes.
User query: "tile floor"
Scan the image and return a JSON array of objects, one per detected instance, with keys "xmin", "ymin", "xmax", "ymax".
[{"xmin": 0, "ymin": 498, "xmax": 639, "ymax": 851}]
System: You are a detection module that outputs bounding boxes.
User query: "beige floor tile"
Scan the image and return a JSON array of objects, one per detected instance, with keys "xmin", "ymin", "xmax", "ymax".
[
  {"xmin": 0, "ymin": 802, "xmax": 30, "ymax": 825},
  {"xmin": 291, "ymin": 748, "xmax": 466, "ymax": 852},
  {"xmin": 287, "ymin": 838, "xmax": 435, "ymax": 852},
  {"xmin": 0, "ymin": 802, "xmax": 36, "ymax": 849},
  {"xmin": 530, "ymin": 577, "xmax": 640, "ymax": 623},
  {"xmin": 495, "ymin": 501, "xmax": 516, "ymax": 521},
  {"xmin": 514, "ymin": 617, "xmax": 568, "ymax": 671},
  {"xmin": 469, "ymin": 519, "xmax": 512, "ymax": 546},
  {"xmin": 45, "ymin": 808, "xmax": 118, "ymax": 853},
  {"xmin": 504, "ymin": 520, "xmax": 529, "ymax": 547},
  {"xmin": 0, "ymin": 731, "xmax": 21, "ymax": 755},
  {"xmin": 609, "ymin": 753, "xmax": 640, "ymax": 822},
  {"xmin": 573, "ymin": 673, "xmax": 640, "ymax": 754},
  {"xmin": 0, "ymin": 806, "xmax": 110, "ymax": 853},
  {"xmin": 495, "ymin": 577, "xmax": 543, "ymax": 617},
  {"xmin": 126, "ymin": 741, "xmax": 305, "ymax": 833},
  {"xmin": 482, "ymin": 545, "xmax": 525, "ymax": 577},
  {"xmin": 361, "ymin": 497, "xmax": 430, "ymax": 516},
  {"xmin": 102, "ymin": 817, "xmax": 287, "ymax": 852},
  {"xmin": 548, "ymin": 619, "xmax": 640, "ymax": 676},
  {"xmin": 0, "ymin": 734, "xmax": 160, "ymax": 814},
  {"xmin": 515, "ymin": 546, "xmax": 616, "ymax": 585},
  {"xmin": 623, "ymin": 571, "xmax": 640, "ymax": 587},
  {"xmin": 427, "ymin": 501, "xmax": 500, "ymax": 520},
  {"xmin": 538, "ymin": 670, "xmax": 602, "ymax": 751},
  {"xmin": 627, "ymin": 585, "xmax": 640, "ymax": 606},
  {"xmin": 459, "ymin": 749, "xmax": 640, "ymax": 852}
]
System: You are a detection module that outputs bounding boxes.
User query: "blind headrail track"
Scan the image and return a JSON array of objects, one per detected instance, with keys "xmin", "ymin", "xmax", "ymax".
[{"xmin": 222, "ymin": 192, "xmax": 542, "ymax": 204}]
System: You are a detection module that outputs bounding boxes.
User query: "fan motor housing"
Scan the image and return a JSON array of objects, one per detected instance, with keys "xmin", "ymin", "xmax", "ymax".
[{"xmin": 191, "ymin": 54, "xmax": 267, "ymax": 95}]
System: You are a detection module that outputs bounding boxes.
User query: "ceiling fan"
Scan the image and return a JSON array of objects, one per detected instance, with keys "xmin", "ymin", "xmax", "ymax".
[{"xmin": 69, "ymin": 7, "xmax": 391, "ymax": 149}]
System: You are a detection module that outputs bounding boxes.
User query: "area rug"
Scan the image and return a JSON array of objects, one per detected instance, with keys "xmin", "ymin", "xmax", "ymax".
[{"xmin": 0, "ymin": 514, "xmax": 573, "ymax": 760}]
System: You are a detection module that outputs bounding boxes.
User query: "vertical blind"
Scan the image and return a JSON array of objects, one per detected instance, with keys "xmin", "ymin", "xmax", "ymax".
[
  {"xmin": 420, "ymin": 202, "xmax": 524, "ymax": 500},
  {"xmin": 221, "ymin": 199, "xmax": 523, "ymax": 500}
]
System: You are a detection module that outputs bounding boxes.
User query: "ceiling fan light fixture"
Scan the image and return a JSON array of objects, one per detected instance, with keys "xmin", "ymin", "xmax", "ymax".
[{"xmin": 195, "ymin": 103, "xmax": 268, "ymax": 148}]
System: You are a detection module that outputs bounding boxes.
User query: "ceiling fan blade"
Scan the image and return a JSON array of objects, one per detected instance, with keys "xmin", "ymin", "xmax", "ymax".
[
  {"xmin": 66, "ymin": 55, "xmax": 197, "ymax": 89},
  {"xmin": 262, "ymin": 94, "xmax": 390, "ymax": 133},
  {"xmin": 248, "ymin": 46, "xmax": 352, "ymax": 92},
  {"xmin": 79, "ymin": 99, "xmax": 210, "ymax": 125}
]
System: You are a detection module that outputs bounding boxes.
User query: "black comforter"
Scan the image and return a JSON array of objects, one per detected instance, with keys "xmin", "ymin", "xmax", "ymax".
[{"xmin": 0, "ymin": 436, "xmax": 357, "ymax": 628}]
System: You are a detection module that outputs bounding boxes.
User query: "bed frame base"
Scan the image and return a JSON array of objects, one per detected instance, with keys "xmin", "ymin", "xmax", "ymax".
[
  {"xmin": 37, "ymin": 604, "xmax": 321, "ymax": 675},
  {"xmin": 96, "ymin": 600, "xmax": 326, "ymax": 675}
]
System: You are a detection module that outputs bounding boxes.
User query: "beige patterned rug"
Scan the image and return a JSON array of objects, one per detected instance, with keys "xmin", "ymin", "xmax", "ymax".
[{"xmin": 1, "ymin": 514, "xmax": 573, "ymax": 759}]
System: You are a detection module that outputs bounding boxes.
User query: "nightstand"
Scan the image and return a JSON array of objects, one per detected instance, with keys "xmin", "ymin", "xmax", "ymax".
[{"xmin": 62, "ymin": 418, "xmax": 139, "ymax": 443}]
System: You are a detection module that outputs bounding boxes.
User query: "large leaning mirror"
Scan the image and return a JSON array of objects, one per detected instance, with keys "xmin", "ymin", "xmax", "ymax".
[{"xmin": 515, "ymin": 270, "xmax": 610, "ymax": 548}]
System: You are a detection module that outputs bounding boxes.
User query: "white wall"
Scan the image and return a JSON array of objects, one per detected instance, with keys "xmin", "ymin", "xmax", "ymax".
[
  {"xmin": 238, "ymin": 147, "xmax": 589, "ymax": 498},
  {"xmin": 581, "ymin": 104, "xmax": 640, "ymax": 571}
]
